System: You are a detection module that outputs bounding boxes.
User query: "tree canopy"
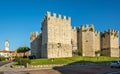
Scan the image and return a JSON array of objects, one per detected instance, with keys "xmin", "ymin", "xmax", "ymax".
[{"xmin": 17, "ymin": 46, "xmax": 30, "ymax": 53}]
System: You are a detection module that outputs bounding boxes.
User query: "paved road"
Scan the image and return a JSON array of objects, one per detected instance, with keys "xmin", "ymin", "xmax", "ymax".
[
  {"xmin": 0, "ymin": 61, "xmax": 11, "ymax": 67},
  {"xmin": 106, "ymin": 71, "xmax": 120, "ymax": 74},
  {"xmin": 0, "ymin": 63, "xmax": 120, "ymax": 74},
  {"xmin": 0, "ymin": 62, "xmax": 27, "ymax": 74},
  {"xmin": 28, "ymin": 65, "xmax": 120, "ymax": 74}
]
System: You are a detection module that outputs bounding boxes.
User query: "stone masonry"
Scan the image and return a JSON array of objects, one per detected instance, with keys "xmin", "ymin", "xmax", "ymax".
[
  {"xmin": 41, "ymin": 12, "xmax": 72, "ymax": 58},
  {"xmin": 30, "ymin": 32, "xmax": 42, "ymax": 58},
  {"xmin": 77, "ymin": 25, "xmax": 100, "ymax": 57},
  {"xmin": 101, "ymin": 29, "xmax": 119, "ymax": 57},
  {"xmin": 30, "ymin": 11, "xmax": 120, "ymax": 58},
  {"xmin": 71, "ymin": 27, "xmax": 78, "ymax": 52}
]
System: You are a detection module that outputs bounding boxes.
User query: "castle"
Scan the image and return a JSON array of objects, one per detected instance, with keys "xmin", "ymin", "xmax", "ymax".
[{"xmin": 30, "ymin": 11, "xmax": 120, "ymax": 58}]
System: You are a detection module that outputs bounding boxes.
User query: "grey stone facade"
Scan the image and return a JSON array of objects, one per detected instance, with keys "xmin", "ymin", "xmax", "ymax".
[{"xmin": 30, "ymin": 11, "xmax": 120, "ymax": 58}]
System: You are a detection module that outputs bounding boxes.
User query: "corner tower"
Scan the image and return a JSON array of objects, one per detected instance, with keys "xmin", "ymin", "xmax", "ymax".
[
  {"xmin": 77, "ymin": 24, "xmax": 100, "ymax": 56},
  {"xmin": 30, "ymin": 32, "xmax": 42, "ymax": 58},
  {"xmin": 101, "ymin": 29, "xmax": 119, "ymax": 57},
  {"xmin": 41, "ymin": 11, "xmax": 72, "ymax": 58}
]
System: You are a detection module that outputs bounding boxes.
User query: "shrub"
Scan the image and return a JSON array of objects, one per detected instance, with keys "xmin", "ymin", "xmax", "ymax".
[
  {"xmin": 76, "ymin": 49, "xmax": 82, "ymax": 56},
  {"xmin": 29, "ymin": 55, "xmax": 36, "ymax": 59},
  {"xmin": 23, "ymin": 56, "xmax": 28, "ymax": 58},
  {"xmin": 0, "ymin": 56, "xmax": 6, "ymax": 61},
  {"xmin": 17, "ymin": 58, "xmax": 31, "ymax": 65},
  {"xmin": 95, "ymin": 50, "xmax": 102, "ymax": 56},
  {"xmin": 13, "ymin": 56, "xmax": 19, "ymax": 62}
]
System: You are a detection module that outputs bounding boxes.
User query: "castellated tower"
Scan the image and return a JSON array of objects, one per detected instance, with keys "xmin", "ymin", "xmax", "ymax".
[
  {"xmin": 30, "ymin": 32, "xmax": 42, "ymax": 58},
  {"xmin": 101, "ymin": 29, "xmax": 119, "ymax": 57},
  {"xmin": 77, "ymin": 24, "xmax": 100, "ymax": 56},
  {"xmin": 41, "ymin": 11, "xmax": 72, "ymax": 58},
  {"xmin": 71, "ymin": 27, "xmax": 78, "ymax": 53}
]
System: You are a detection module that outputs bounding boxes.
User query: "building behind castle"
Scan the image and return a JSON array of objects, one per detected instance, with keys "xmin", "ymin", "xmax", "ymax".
[
  {"xmin": 0, "ymin": 39, "xmax": 30, "ymax": 58},
  {"xmin": 0, "ymin": 39, "xmax": 10, "ymax": 57},
  {"xmin": 30, "ymin": 11, "xmax": 120, "ymax": 58}
]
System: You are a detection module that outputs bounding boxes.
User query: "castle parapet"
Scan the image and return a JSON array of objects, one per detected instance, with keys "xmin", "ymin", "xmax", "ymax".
[
  {"xmin": 45, "ymin": 11, "xmax": 71, "ymax": 21},
  {"xmin": 63, "ymin": 16, "xmax": 66, "ymax": 19},
  {"xmin": 58, "ymin": 14, "xmax": 61, "ymax": 18},
  {"xmin": 53, "ymin": 13, "xmax": 56, "ymax": 17},
  {"xmin": 95, "ymin": 31, "xmax": 100, "ymax": 36},
  {"xmin": 47, "ymin": 11, "xmax": 51, "ymax": 17},
  {"xmin": 81, "ymin": 25, "xmax": 85, "ymax": 30},
  {"xmin": 80, "ymin": 24, "xmax": 95, "ymax": 32},
  {"xmin": 85, "ymin": 24, "xmax": 89, "ymax": 30},
  {"xmin": 30, "ymin": 32, "xmax": 39, "ymax": 42},
  {"xmin": 101, "ymin": 29, "xmax": 119, "ymax": 38},
  {"xmin": 73, "ymin": 26, "xmax": 76, "ymax": 30}
]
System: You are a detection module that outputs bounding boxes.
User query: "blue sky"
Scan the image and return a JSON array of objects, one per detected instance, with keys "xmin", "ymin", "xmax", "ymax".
[{"xmin": 0, "ymin": 0, "xmax": 120, "ymax": 50}]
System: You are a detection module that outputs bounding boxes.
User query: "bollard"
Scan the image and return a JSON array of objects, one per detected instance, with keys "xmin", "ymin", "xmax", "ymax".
[{"xmin": 25, "ymin": 63, "xmax": 29, "ymax": 68}]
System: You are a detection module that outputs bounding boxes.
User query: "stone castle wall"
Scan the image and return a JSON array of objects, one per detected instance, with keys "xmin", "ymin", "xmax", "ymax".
[
  {"xmin": 101, "ymin": 32, "xmax": 110, "ymax": 49},
  {"xmin": 77, "ymin": 24, "xmax": 100, "ymax": 56},
  {"xmin": 77, "ymin": 27, "xmax": 82, "ymax": 51},
  {"xmin": 30, "ymin": 11, "xmax": 120, "ymax": 58},
  {"xmin": 46, "ymin": 12, "xmax": 71, "ymax": 44},
  {"xmin": 94, "ymin": 31, "xmax": 100, "ymax": 52},
  {"xmin": 30, "ymin": 32, "xmax": 42, "ymax": 58},
  {"xmin": 71, "ymin": 27, "xmax": 78, "ymax": 52},
  {"xmin": 41, "ymin": 12, "xmax": 72, "ymax": 58},
  {"xmin": 41, "ymin": 44, "xmax": 47, "ymax": 58},
  {"xmin": 109, "ymin": 30, "xmax": 119, "ymax": 57},
  {"xmin": 110, "ymin": 30, "xmax": 119, "ymax": 48},
  {"xmin": 101, "ymin": 30, "xmax": 119, "ymax": 57},
  {"xmin": 47, "ymin": 44, "xmax": 72, "ymax": 58},
  {"xmin": 82, "ymin": 25, "xmax": 95, "ymax": 56},
  {"xmin": 30, "ymin": 32, "xmax": 39, "ymax": 57}
]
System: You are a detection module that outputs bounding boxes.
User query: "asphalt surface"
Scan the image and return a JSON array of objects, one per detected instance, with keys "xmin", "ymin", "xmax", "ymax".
[
  {"xmin": 0, "ymin": 62, "xmax": 120, "ymax": 74},
  {"xmin": 28, "ymin": 65, "xmax": 120, "ymax": 74},
  {"xmin": 0, "ymin": 61, "xmax": 11, "ymax": 67}
]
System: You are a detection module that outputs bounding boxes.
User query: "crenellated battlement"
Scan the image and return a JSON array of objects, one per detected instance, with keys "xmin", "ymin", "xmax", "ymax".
[
  {"xmin": 30, "ymin": 32, "xmax": 39, "ymax": 42},
  {"xmin": 101, "ymin": 29, "xmax": 119, "ymax": 38},
  {"xmin": 30, "ymin": 32, "xmax": 39, "ymax": 37},
  {"xmin": 46, "ymin": 11, "xmax": 71, "ymax": 21},
  {"xmin": 95, "ymin": 31, "xmax": 100, "ymax": 36},
  {"xmin": 72, "ymin": 26, "xmax": 77, "ymax": 30},
  {"xmin": 78, "ymin": 24, "xmax": 95, "ymax": 32},
  {"xmin": 108, "ymin": 29, "xmax": 118, "ymax": 34},
  {"xmin": 42, "ymin": 11, "xmax": 71, "ymax": 25}
]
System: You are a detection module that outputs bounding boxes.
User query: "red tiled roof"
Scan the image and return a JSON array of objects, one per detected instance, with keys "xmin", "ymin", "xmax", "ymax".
[{"xmin": 0, "ymin": 50, "xmax": 10, "ymax": 53}]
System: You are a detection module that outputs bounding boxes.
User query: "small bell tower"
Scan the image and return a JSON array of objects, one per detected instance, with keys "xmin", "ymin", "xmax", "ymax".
[{"xmin": 5, "ymin": 39, "xmax": 9, "ymax": 51}]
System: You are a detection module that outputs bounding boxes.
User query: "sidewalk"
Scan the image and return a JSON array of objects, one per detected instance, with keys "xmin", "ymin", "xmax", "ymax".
[{"xmin": 0, "ymin": 62, "xmax": 26, "ymax": 74}]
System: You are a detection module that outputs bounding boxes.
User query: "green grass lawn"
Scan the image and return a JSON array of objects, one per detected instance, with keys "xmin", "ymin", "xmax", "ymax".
[{"xmin": 30, "ymin": 56, "xmax": 120, "ymax": 65}]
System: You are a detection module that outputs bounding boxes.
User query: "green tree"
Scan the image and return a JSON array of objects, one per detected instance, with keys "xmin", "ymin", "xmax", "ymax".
[
  {"xmin": 0, "ymin": 56, "xmax": 6, "ymax": 61},
  {"xmin": 17, "ymin": 46, "xmax": 30, "ymax": 57}
]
